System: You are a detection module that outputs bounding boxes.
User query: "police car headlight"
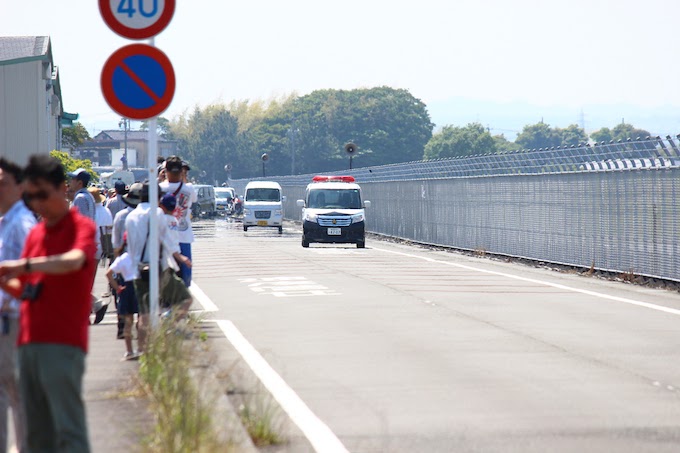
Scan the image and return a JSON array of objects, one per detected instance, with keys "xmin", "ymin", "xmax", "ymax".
[
  {"xmin": 304, "ymin": 212, "xmax": 318, "ymax": 223},
  {"xmin": 275, "ymin": 209, "xmax": 283, "ymax": 216},
  {"xmin": 351, "ymin": 213, "xmax": 364, "ymax": 223},
  {"xmin": 243, "ymin": 208, "xmax": 251, "ymax": 215}
]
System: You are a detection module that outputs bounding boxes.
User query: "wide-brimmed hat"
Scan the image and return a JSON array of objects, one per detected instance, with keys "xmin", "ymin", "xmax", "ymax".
[
  {"xmin": 122, "ymin": 182, "xmax": 143, "ymax": 207},
  {"xmin": 87, "ymin": 187, "xmax": 105, "ymax": 204}
]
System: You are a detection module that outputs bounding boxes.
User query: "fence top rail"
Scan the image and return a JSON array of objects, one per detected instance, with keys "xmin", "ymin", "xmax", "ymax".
[{"xmin": 232, "ymin": 135, "xmax": 680, "ymax": 186}]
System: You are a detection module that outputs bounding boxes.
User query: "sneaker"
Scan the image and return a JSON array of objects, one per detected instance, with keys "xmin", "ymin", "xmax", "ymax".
[
  {"xmin": 122, "ymin": 351, "xmax": 140, "ymax": 361},
  {"xmin": 93, "ymin": 302, "xmax": 109, "ymax": 325}
]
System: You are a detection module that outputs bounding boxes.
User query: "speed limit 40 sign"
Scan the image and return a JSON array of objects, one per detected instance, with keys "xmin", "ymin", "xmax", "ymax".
[{"xmin": 99, "ymin": 0, "xmax": 176, "ymax": 40}]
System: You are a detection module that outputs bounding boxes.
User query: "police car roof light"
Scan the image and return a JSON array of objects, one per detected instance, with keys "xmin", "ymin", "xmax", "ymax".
[{"xmin": 312, "ymin": 175, "xmax": 355, "ymax": 183}]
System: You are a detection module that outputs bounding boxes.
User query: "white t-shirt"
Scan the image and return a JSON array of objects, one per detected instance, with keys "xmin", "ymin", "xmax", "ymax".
[
  {"xmin": 94, "ymin": 205, "xmax": 113, "ymax": 258},
  {"xmin": 159, "ymin": 181, "xmax": 195, "ymax": 244},
  {"xmin": 164, "ymin": 212, "xmax": 180, "ymax": 250},
  {"xmin": 109, "ymin": 252, "xmax": 136, "ymax": 282},
  {"xmin": 95, "ymin": 204, "xmax": 113, "ymax": 228}
]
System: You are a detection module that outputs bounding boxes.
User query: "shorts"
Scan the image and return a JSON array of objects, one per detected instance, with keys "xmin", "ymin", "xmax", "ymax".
[
  {"xmin": 133, "ymin": 269, "xmax": 192, "ymax": 314},
  {"xmin": 116, "ymin": 278, "xmax": 139, "ymax": 315}
]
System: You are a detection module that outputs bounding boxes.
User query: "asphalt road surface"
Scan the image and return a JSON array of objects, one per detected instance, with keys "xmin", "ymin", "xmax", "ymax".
[{"xmin": 191, "ymin": 217, "xmax": 680, "ymax": 453}]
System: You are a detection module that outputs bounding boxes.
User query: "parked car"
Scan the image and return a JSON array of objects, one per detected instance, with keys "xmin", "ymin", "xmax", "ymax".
[
  {"xmin": 191, "ymin": 184, "xmax": 216, "ymax": 218},
  {"xmin": 214, "ymin": 187, "xmax": 235, "ymax": 215}
]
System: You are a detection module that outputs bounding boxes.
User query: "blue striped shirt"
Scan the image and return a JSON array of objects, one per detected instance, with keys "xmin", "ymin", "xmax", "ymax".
[{"xmin": 0, "ymin": 200, "xmax": 37, "ymax": 314}]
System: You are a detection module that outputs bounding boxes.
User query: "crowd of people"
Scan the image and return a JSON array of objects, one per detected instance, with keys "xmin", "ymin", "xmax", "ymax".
[{"xmin": 0, "ymin": 153, "xmax": 197, "ymax": 453}]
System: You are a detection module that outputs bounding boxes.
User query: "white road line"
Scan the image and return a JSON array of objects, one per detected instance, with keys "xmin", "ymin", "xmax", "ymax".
[
  {"xmin": 215, "ymin": 319, "xmax": 349, "ymax": 453},
  {"xmin": 189, "ymin": 281, "xmax": 219, "ymax": 312},
  {"xmin": 371, "ymin": 246, "xmax": 680, "ymax": 317}
]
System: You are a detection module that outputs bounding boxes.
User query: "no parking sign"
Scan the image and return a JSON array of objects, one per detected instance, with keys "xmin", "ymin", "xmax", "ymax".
[{"xmin": 101, "ymin": 44, "xmax": 175, "ymax": 120}]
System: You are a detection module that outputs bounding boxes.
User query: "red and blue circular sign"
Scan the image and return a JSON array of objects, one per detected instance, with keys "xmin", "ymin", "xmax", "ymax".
[
  {"xmin": 99, "ymin": 0, "xmax": 175, "ymax": 40},
  {"xmin": 101, "ymin": 44, "xmax": 175, "ymax": 120}
]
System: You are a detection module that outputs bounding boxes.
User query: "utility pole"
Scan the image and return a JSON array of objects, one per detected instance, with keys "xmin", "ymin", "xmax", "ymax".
[{"xmin": 118, "ymin": 117, "xmax": 129, "ymax": 170}]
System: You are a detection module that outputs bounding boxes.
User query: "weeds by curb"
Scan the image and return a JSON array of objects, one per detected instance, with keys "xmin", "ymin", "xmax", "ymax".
[{"xmin": 137, "ymin": 316, "xmax": 232, "ymax": 453}]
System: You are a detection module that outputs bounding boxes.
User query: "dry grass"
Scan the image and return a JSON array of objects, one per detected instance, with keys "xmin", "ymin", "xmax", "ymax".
[{"xmin": 137, "ymin": 316, "xmax": 234, "ymax": 453}]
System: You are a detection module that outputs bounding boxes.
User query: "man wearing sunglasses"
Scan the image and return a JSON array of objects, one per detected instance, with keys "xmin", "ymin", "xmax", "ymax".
[{"xmin": 0, "ymin": 154, "xmax": 95, "ymax": 453}]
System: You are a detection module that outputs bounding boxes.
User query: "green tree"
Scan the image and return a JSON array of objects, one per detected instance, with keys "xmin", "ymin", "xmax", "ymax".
[
  {"xmin": 61, "ymin": 122, "xmax": 91, "ymax": 149},
  {"xmin": 492, "ymin": 133, "xmax": 516, "ymax": 152},
  {"xmin": 140, "ymin": 117, "xmax": 170, "ymax": 136},
  {"xmin": 50, "ymin": 150, "xmax": 98, "ymax": 182},
  {"xmin": 515, "ymin": 122, "xmax": 561, "ymax": 150},
  {"xmin": 590, "ymin": 127, "xmax": 613, "ymax": 143},
  {"xmin": 267, "ymin": 87, "xmax": 433, "ymax": 173},
  {"xmin": 611, "ymin": 123, "xmax": 651, "ymax": 141},
  {"xmin": 557, "ymin": 124, "xmax": 588, "ymax": 146},
  {"xmin": 171, "ymin": 106, "xmax": 239, "ymax": 183},
  {"xmin": 423, "ymin": 123, "xmax": 496, "ymax": 159},
  {"xmin": 590, "ymin": 123, "xmax": 651, "ymax": 143}
]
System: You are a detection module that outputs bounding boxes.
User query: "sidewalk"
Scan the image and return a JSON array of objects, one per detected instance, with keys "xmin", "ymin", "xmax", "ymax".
[
  {"xmin": 83, "ymin": 271, "xmax": 259, "ymax": 453},
  {"xmin": 84, "ymin": 273, "xmax": 154, "ymax": 452}
]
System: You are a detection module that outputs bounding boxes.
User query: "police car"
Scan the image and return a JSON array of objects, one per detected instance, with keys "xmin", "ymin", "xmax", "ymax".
[{"xmin": 296, "ymin": 175, "xmax": 370, "ymax": 248}]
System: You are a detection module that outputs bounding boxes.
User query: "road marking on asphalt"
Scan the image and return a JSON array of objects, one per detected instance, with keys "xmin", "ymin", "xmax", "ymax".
[
  {"xmin": 215, "ymin": 319, "xmax": 350, "ymax": 453},
  {"xmin": 372, "ymin": 246, "xmax": 680, "ymax": 317},
  {"xmin": 190, "ymin": 281, "xmax": 219, "ymax": 312},
  {"xmin": 239, "ymin": 276, "xmax": 341, "ymax": 297}
]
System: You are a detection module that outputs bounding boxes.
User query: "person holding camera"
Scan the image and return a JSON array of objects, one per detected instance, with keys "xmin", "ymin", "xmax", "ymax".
[
  {"xmin": 159, "ymin": 156, "xmax": 196, "ymax": 288},
  {"xmin": 0, "ymin": 155, "xmax": 95, "ymax": 453},
  {"xmin": 124, "ymin": 181, "xmax": 192, "ymax": 353}
]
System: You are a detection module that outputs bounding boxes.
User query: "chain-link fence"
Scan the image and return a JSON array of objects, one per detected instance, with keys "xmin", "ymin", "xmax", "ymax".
[{"xmin": 231, "ymin": 136, "xmax": 680, "ymax": 282}]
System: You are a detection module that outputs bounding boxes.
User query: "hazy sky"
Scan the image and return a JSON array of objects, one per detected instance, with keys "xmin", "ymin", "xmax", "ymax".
[{"xmin": 2, "ymin": 0, "xmax": 679, "ymax": 135}]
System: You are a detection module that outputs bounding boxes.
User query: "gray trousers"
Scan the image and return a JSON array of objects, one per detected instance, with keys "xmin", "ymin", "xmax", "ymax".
[
  {"xmin": 18, "ymin": 344, "xmax": 90, "ymax": 453},
  {"xmin": 0, "ymin": 317, "xmax": 25, "ymax": 453}
]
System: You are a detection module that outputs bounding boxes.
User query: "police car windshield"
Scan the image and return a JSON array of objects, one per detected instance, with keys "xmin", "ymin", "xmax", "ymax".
[
  {"xmin": 308, "ymin": 189, "xmax": 361, "ymax": 209},
  {"xmin": 245, "ymin": 188, "xmax": 280, "ymax": 202}
]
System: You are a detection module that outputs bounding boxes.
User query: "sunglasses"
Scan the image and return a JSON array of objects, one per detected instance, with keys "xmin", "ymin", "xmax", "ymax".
[{"xmin": 23, "ymin": 190, "xmax": 50, "ymax": 202}]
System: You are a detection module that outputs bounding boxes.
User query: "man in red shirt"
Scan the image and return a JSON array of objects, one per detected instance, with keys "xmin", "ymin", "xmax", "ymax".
[{"xmin": 0, "ymin": 155, "xmax": 95, "ymax": 453}]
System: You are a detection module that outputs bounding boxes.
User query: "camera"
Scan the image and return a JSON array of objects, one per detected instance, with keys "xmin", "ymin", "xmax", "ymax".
[
  {"xmin": 1, "ymin": 315, "xmax": 9, "ymax": 335},
  {"xmin": 21, "ymin": 282, "xmax": 43, "ymax": 302}
]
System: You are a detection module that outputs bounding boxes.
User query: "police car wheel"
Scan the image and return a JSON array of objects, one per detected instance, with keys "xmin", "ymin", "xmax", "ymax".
[{"xmin": 356, "ymin": 240, "xmax": 365, "ymax": 249}]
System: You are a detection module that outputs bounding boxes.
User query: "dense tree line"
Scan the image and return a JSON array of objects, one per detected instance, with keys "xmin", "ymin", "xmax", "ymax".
[
  {"xmin": 165, "ymin": 87, "xmax": 433, "ymax": 182},
  {"xmin": 425, "ymin": 121, "xmax": 652, "ymax": 160},
  {"xmin": 69, "ymin": 87, "xmax": 658, "ymax": 180}
]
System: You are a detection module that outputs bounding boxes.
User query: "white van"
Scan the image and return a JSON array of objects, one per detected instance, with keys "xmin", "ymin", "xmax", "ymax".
[
  {"xmin": 242, "ymin": 181, "xmax": 285, "ymax": 233},
  {"xmin": 100, "ymin": 170, "xmax": 135, "ymax": 189},
  {"xmin": 296, "ymin": 175, "xmax": 370, "ymax": 248}
]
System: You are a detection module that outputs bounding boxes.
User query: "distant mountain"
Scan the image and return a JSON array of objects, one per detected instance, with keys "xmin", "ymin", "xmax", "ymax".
[{"xmin": 426, "ymin": 98, "xmax": 680, "ymax": 140}]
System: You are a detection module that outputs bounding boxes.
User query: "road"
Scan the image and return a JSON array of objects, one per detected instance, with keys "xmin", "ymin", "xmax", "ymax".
[{"xmin": 191, "ymin": 217, "xmax": 680, "ymax": 453}]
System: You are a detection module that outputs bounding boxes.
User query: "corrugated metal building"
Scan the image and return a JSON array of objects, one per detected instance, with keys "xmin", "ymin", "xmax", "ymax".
[{"xmin": 0, "ymin": 36, "xmax": 76, "ymax": 165}]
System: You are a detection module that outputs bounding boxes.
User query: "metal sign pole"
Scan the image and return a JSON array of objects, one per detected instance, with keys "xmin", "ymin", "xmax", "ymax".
[{"xmin": 148, "ymin": 38, "xmax": 160, "ymax": 328}]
